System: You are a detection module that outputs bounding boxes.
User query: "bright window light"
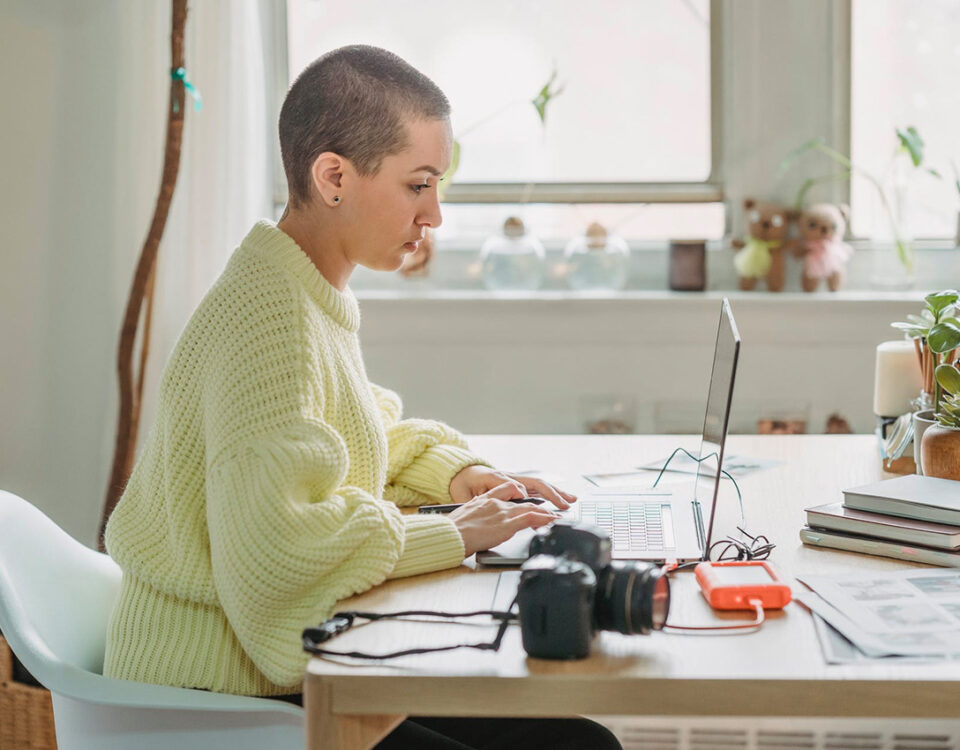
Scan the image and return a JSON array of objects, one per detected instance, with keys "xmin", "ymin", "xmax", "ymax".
[
  {"xmin": 286, "ymin": 0, "xmax": 712, "ymax": 184},
  {"xmin": 851, "ymin": 0, "xmax": 960, "ymax": 240}
]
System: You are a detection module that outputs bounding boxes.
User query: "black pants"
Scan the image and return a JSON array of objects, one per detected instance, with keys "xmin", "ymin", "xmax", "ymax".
[
  {"xmin": 271, "ymin": 694, "xmax": 622, "ymax": 750},
  {"xmin": 376, "ymin": 716, "xmax": 621, "ymax": 750}
]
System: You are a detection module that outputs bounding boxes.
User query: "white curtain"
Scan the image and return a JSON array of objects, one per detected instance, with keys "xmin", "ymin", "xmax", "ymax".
[{"xmin": 113, "ymin": 0, "xmax": 281, "ymax": 443}]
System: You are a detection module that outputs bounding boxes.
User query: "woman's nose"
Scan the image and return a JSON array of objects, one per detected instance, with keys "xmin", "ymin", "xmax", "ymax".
[{"xmin": 419, "ymin": 193, "xmax": 443, "ymax": 229}]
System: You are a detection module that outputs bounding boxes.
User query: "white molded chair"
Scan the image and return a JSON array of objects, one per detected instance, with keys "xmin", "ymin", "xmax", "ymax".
[{"xmin": 0, "ymin": 490, "xmax": 304, "ymax": 750}]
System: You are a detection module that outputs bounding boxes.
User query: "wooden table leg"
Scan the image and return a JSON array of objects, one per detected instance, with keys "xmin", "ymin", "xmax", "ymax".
[{"xmin": 305, "ymin": 677, "xmax": 405, "ymax": 750}]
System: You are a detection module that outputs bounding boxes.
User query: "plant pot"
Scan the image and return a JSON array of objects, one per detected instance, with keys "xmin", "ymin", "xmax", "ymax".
[
  {"xmin": 913, "ymin": 410, "xmax": 938, "ymax": 475},
  {"xmin": 920, "ymin": 423, "xmax": 960, "ymax": 481}
]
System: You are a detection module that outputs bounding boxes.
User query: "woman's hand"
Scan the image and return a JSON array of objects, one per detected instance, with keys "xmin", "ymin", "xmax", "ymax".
[
  {"xmin": 448, "ymin": 481, "xmax": 560, "ymax": 557},
  {"xmin": 449, "ymin": 465, "xmax": 577, "ymax": 510}
]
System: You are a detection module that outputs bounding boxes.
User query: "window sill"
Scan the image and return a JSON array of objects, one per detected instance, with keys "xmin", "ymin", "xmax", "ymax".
[
  {"xmin": 354, "ymin": 288, "xmax": 929, "ymax": 303},
  {"xmin": 351, "ymin": 245, "xmax": 959, "ymax": 298}
]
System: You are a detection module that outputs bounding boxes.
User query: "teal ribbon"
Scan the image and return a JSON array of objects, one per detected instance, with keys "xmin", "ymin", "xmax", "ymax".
[{"xmin": 171, "ymin": 67, "xmax": 202, "ymax": 113}]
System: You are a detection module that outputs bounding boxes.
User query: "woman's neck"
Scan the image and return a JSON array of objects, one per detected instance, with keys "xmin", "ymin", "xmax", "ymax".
[{"xmin": 277, "ymin": 207, "xmax": 355, "ymax": 291}]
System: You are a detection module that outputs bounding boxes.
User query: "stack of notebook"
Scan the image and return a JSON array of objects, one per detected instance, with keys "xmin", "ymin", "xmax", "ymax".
[{"xmin": 800, "ymin": 474, "xmax": 960, "ymax": 567}]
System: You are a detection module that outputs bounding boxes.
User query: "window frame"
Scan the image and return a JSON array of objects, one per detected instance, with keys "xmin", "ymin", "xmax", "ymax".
[
  {"xmin": 273, "ymin": 0, "xmax": 724, "ymax": 207},
  {"xmin": 273, "ymin": 0, "xmax": 957, "ymax": 245}
]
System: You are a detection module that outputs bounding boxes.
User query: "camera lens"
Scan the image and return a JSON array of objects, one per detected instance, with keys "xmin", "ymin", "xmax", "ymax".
[{"xmin": 594, "ymin": 561, "xmax": 670, "ymax": 635}]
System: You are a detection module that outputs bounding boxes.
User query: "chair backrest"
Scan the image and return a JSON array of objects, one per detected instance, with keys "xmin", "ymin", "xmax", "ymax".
[{"xmin": 0, "ymin": 490, "xmax": 121, "ymax": 684}]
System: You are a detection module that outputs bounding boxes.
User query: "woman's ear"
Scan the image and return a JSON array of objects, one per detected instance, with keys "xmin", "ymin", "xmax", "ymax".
[{"xmin": 310, "ymin": 152, "xmax": 346, "ymax": 208}]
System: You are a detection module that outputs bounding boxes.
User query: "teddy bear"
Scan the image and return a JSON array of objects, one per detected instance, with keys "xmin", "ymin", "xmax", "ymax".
[
  {"xmin": 789, "ymin": 203, "xmax": 853, "ymax": 292},
  {"xmin": 731, "ymin": 199, "xmax": 795, "ymax": 292}
]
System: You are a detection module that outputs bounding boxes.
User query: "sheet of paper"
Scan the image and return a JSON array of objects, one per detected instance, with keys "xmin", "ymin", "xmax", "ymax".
[
  {"xmin": 637, "ymin": 453, "xmax": 781, "ymax": 478},
  {"xmin": 796, "ymin": 570, "xmax": 960, "ymax": 657},
  {"xmin": 582, "ymin": 470, "xmax": 655, "ymax": 489},
  {"xmin": 809, "ymin": 612, "xmax": 939, "ymax": 665}
]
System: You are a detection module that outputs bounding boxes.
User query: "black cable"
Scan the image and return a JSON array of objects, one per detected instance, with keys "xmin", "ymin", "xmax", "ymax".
[
  {"xmin": 652, "ymin": 446, "xmax": 776, "ymax": 568},
  {"xmin": 303, "ymin": 602, "xmax": 518, "ymax": 660},
  {"xmin": 651, "ymin": 446, "xmax": 745, "ymax": 527}
]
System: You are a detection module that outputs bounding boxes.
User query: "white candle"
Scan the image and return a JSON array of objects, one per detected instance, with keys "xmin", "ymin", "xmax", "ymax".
[{"xmin": 873, "ymin": 340, "xmax": 922, "ymax": 416}]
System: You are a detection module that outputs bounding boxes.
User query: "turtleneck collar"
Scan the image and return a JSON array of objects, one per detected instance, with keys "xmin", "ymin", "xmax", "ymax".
[{"xmin": 242, "ymin": 220, "xmax": 360, "ymax": 333}]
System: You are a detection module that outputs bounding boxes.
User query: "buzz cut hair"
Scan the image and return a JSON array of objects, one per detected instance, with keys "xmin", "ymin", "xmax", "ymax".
[{"xmin": 279, "ymin": 45, "xmax": 451, "ymax": 207}]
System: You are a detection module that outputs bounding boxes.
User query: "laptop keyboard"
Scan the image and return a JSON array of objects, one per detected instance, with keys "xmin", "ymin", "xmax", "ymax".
[{"xmin": 579, "ymin": 501, "xmax": 675, "ymax": 553}]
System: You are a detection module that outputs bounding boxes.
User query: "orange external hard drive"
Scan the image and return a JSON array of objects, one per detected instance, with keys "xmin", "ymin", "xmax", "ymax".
[{"xmin": 694, "ymin": 560, "xmax": 792, "ymax": 610}]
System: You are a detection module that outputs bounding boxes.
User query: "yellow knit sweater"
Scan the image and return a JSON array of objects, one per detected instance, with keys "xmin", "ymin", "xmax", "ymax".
[{"xmin": 104, "ymin": 221, "xmax": 483, "ymax": 695}]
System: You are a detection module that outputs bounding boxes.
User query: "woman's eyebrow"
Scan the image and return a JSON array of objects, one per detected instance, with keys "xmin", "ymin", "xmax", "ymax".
[{"xmin": 411, "ymin": 165, "xmax": 442, "ymax": 176}]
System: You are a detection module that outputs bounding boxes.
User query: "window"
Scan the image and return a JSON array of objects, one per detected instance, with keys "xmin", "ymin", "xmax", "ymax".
[
  {"xmin": 283, "ymin": 0, "xmax": 723, "ymax": 241},
  {"xmin": 851, "ymin": 0, "xmax": 960, "ymax": 240}
]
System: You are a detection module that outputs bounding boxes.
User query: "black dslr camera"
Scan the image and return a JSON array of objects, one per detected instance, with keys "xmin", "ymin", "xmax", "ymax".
[{"xmin": 517, "ymin": 521, "xmax": 670, "ymax": 660}]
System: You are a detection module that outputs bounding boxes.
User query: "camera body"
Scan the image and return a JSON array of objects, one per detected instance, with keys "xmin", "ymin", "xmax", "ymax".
[{"xmin": 517, "ymin": 521, "xmax": 670, "ymax": 660}]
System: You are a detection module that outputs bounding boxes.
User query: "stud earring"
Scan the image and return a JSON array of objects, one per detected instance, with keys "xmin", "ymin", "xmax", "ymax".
[{"xmin": 333, "ymin": 196, "xmax": 341, "ymax": 204}]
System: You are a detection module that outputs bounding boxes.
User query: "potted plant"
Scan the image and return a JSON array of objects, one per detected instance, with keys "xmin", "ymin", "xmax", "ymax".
[
  {"xmin": 779, "ymin": 127, "xmax": 941, "ymax": 288},
  {"xmin": 922, "ymin": 362, "xmax": 960, "ymax": 480},
  {"xmin": 890, "ymin": 289, "xmax": 960, "ymax": 473}
]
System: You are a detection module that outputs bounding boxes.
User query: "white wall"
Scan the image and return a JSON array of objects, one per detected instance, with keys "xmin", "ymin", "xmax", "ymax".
[
  {"xmin": 0, "ymin": 2, "xmax": 166, "ymax": 546},
  {"xmin": 356, "ymin": 292, "xmax": 925, "ymax": 437}
]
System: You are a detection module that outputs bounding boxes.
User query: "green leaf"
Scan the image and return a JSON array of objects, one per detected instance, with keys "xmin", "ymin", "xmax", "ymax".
[
  {"xmin": 927, "ymin": 322, "xmax": 960, "ymax": 354},
  {"xmin": 940, "ymin": 415, "xmax": 960, "ymax": 428},
  {"xmin": 896, "ymin": 126, "xmax": 924, "ymax": 167},
  {"xmin": 928, "ymin": 167, "xmax": 942, "ymax": 179},
  {"xmin": 925, "ymin": 290, "xmax": 960, "ymax": 317},
  {"xmin": 437, "ymin": 139, "xmax": 460, "ymax": 201},
  {"xmin": 890, "ymin": 323, "xmax": 927, "ymax": 338},
  {"xmin": 936, "ymin": 364, "xmax": 960, "ymax": 395},
  {"xmin": 943, "ymin": 402, "xmax": 960, "ymax": 420},
  {"xmin": 891, "ymin": 309, "xmax": 937, "ymax": 338},
  {"xmin": 531, "ymin": 69, "xmax": 564, "ymax": 126}
]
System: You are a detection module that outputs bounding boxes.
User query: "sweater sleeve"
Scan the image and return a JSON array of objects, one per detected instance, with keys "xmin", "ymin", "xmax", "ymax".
[
  {"xmin": 370, "ymin": 383, "xmax": 491, "ymax": 507},
  {"xmin": 205, "ymin": 419, "xmax": 464, "ymax": 688}
]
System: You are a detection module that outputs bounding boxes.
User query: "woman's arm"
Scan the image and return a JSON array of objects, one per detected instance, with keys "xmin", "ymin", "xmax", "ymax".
[
  {"xmin": 370, "ymin": 382, "xmax": 492, "ymax": 506},
  {"xmin": 205, "ymin": 419, "xmax": 465, "ymax": 688}
]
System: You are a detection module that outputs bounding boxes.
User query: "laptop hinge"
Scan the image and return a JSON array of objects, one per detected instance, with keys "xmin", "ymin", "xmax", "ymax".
[{"xmin": 691, "ymin": 500, "xmax": 706, "ymax": 554}]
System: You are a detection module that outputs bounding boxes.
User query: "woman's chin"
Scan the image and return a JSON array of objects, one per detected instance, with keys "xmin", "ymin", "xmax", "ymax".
[{"xmin": 363, "ymin": 252, "xmax": 407, "ymax": 273}]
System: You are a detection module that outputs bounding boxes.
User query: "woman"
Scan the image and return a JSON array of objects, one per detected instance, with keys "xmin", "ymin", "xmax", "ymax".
[{"xmin": 104, "ymin": 45, "xmax": 620, "ymax": 750}]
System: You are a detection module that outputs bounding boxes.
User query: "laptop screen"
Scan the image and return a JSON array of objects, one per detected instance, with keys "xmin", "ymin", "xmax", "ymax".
[{"xmin": 693, "ymin": 298, "xmax": 741, "ymax": 556}]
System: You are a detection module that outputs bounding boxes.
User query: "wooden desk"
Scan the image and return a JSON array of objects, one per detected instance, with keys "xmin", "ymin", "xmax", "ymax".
[{"xmin": 305, "ymin": 435, "xmax": 960, "ymax": 750}]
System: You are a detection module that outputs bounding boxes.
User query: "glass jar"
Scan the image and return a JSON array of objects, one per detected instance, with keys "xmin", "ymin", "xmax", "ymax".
[
  {"xmin": 480, "ymin": 217, "xmax": 545, "ymax": 291},
  {"xmin": 563, "ymin": 222, "xmax": 630, "ymax": 291}
]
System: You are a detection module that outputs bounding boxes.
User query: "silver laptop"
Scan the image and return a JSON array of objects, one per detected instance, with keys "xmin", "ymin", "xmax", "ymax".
[{"xmin": 477, "ymin": 298, "xmax": 741, "ymax": 565}]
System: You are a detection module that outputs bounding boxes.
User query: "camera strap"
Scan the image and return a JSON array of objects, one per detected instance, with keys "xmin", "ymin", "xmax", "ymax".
[{"xmin": 302, "ymin": 601, "xmax": 518, "ymax": 660}]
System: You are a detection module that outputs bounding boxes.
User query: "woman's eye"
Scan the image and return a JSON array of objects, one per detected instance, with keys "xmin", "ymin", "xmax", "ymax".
[{"xmin": 411, "ymin": 183, "xmax": 430, "ymax": 194}]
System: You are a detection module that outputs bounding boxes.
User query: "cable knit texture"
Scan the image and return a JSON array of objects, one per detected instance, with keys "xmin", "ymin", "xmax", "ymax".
[{"xmin": 104, "ymin": 221, "xmax": 486, "ymax": 695}]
